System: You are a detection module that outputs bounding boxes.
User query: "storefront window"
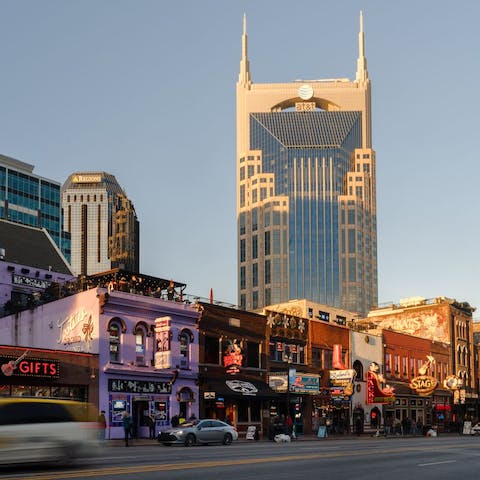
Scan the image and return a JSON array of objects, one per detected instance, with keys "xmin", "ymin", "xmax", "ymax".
[
  {"xmin": 237, "ymin": 399, "xmax": 249, "ymax": 422},
  {"xmin": 250, "ymin": 402, "xmax": 261, "ymax": 422}
]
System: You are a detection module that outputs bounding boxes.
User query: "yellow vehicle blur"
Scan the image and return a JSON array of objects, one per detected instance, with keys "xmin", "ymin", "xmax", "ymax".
[{"xmin": 0, "ymin": 397, "xmax": 100, "ymax": 466}]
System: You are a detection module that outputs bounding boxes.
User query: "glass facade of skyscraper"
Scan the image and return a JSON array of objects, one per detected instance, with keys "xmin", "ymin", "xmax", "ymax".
[
  {"xmin": 0, "ymin": 155, "xmax": 71, "ymax": 262},
  {"xmin": 239, "ymin": 111, "xmax": 363, "ymax": 309}
]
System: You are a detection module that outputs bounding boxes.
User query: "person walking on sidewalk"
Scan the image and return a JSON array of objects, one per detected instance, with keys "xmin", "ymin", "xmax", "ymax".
[{"xmin": 122, "ymin": 411, "xmax": 133, "ymax": 447}]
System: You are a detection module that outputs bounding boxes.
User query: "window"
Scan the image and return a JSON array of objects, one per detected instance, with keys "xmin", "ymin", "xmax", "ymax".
[
  {"xmin": 252, "ymin": 263, "xmax": 258, "ymax": 287},
  {"xmin": 394, "ymin": 355, "xmax": 399, "ymax": 374},
  {"xmin": 179, "ymin": 330, "xmax": 192, "ymax": 369},
  {"xmin": 240, "ymin": 239, "xmax": 246, "ymax": 262},
  {"xmin": 264, "ymin": 259, "xmax": 271, "ymax": 284},
  {"xmin": 353, "ymin": 360, "xmax": 364, "ymax": 381},
  {"xmin": 246, "ymin": 342, "xmax": 260, "ymax": 368},
  {"xmin": 312, "ymin": 348, "xmax": 322, "ymax": 368},
  {"xmin": 109, "ymin": 321, "xmax": 122, "ymax": 362},
  {"xmin": 204, "ymin": 336, "xmax": 220, "ymax": 364},
  {"xmin": 134, "ymin": 324, "xmax": 147, "ymax": 366},
  {"xmin": 384, "ymin": 353, "xmax": 391, "ymax": 373},
  {"xmin": 264, "ymin": 231, "xmax": 271, "ymax": 256},
  {"xmin": 402, "ymin": 357, "xmax": 407, "ymax": 376},
  {"xmin": 252, "ymin": 235, "xmax": 258, "ymax": 259}
]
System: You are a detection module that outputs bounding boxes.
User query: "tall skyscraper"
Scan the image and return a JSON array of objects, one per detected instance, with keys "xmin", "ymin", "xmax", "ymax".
[
  {"xmin": 0, "ymin": 154, "xmax": 71, "ymax": 262},
  {"xmin": 236, "ymin": 13, "xmax": 377, "ymax": 315},
  {"xmin": 62, "ymin": 172, "xmax": 139, "ymax": 276}
]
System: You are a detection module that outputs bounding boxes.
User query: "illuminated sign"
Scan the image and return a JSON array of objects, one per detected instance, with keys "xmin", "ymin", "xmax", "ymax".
[
  {"xmin": 12, "ymin": 274, "xmax": 51, "ymax": 290},
  {"xmin": 0, "ymin": 355, "xmax": 59, "ymax": 378},
  {"xmin": 366, "ymin": 367, "xmax": 395, "ymax": 404},
  {"xmin": 409, "ymin": 375, "xmax": 438, "ymax": 396},
  {"xmin": 57, "ymin": 308, "xmax": 95, "ymax": 352},
  {"xmin": 223, "ymin": 341, "xmax": 243, "ymax": 375},
  {"xmin": 154, "ymin": 317, "xmax": 171, "ymax": 369},
  {"xmin": 108, "ymin": 379, "xmax": 171, "ymax": 394},
  {"xmin": 443, "ymin": 374, "xmax": 462, "ymax": 390},
  {"xmin": 265, "ymin": 311, "xmax": 307, "ymax": 335},
  {"xmin": 72, "ymin": 174, "xmax": 102, "ymax": 183},
  {"xmin": 330, "ymin": 369, "xmax": 356, "ymax": 401}
]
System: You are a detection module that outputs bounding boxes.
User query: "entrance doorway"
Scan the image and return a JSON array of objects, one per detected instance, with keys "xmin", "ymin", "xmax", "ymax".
[{"xmin": 132, "ymin": 399, "xmax": 149, "ymax": 438}]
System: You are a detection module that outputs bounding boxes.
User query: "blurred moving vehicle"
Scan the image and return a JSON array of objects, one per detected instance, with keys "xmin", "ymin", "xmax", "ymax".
[
  {"xmin": 0, "ymin": 398, "xmax": 100, "ymax": 466},
  {"xmin": 158, "ymin": 419, "xmax": 238, "ymax": 446}
]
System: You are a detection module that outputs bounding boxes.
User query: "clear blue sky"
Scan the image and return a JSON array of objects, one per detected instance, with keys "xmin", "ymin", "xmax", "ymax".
[{"xmin": 1, "ymin": 1, "xmax": 479, "ymax": 317}]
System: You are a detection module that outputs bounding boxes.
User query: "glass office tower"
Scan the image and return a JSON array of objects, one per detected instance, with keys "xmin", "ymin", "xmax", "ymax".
[
  {"xmin": 236, "ymin": 13, "xmax": 377, "ymax": 315},
  {"xmin": 0, "ymin": 154, "xmax": 71, "ymax": 262}
]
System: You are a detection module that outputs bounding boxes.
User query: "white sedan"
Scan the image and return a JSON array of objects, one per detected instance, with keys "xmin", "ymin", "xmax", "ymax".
[{"xmin": 158, "ymin": 419, "xmax": 238, "ymax": 446}]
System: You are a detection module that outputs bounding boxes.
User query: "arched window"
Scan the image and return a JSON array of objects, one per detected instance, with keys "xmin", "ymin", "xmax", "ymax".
[
  {"xmin": 353, "ymin": 360, "xmax": 364, "ymax": 381},
  {"xmin": 179, "ymin": 329, "xmax": 193, "ymax": 369},
  {"xmin": 109, "ymin": 322, "xmax": 121, "ymax": 362},
  {"xmin": 134, "ymin": 324, "xmax": 148, "ymax": 366}
]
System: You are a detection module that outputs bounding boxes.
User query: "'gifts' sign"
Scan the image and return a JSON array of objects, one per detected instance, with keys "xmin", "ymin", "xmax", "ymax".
[{"xmin": 1, "ymin": 352, "xmax": 60, "ymax": 378}]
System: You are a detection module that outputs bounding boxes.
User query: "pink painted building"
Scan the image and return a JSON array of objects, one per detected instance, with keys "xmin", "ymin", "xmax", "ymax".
[{"xmin": 0, "ymin": 285, "xmax": 200, "ymax": 439}]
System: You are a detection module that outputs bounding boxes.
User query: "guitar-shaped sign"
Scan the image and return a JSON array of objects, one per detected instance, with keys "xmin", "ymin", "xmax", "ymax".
[{"xmin": 1, "ymin": 350, "xmax": 30, "ymax": 377}]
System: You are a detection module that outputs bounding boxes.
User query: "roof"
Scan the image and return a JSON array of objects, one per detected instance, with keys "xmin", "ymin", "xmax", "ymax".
[
  {"xmin": 0, "ymin": 220, "xmax": 73, "ymax": 275},
  {"xmin": 250, "ymin": 111, "xmax": 361, "ymax": 148},
  {"xmin": 85, "ymin": 268, "xmax": 186, "ymax": 292}
]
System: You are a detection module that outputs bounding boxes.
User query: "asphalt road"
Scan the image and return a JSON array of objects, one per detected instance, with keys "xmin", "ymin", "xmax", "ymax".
[{"xmin": 2, "ymin": 435, "xmax": 479, "ymax": 480}]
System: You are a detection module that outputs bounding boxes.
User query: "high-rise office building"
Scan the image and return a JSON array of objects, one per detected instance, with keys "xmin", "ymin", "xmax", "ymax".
[
  {"xmin": 236, "ymin": 13, "xmax": 377, "ymax": 315},
  {"xmin": 62, "ymin": 172, "xmax": 139, "ymax": 276},
  {"xmin": 0, "ymin": 154, "xmax": 71, "ymax": 262}
]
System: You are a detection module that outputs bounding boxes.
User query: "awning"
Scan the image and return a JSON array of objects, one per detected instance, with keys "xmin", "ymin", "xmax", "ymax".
[{"xmin": 204, "ymin": 377, "xmax": 278, "ymax": 399}]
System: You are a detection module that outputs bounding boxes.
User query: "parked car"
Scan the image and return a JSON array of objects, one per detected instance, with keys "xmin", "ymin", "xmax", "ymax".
[
  {"xmin": 470, "ymin": 423, "xmax": 480, "ymax": 435},
  {"xmin": 158, "ymin": 419, "xmax": 238, "ymax": 446},
  {"xmin": 0, "ymin": 398, "xmax": 100, "ymax": 466}
]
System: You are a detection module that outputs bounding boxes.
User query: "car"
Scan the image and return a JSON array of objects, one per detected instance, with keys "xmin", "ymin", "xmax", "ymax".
[
  {"xmin": 158, "ymin": 419, "xmax": 238, "ymax": 446},
  {"xmin": 470, "ymin": 423, "xmax": 480, "ymax": 435},
  {"xmin": 0, "ymin": 398, "xmax": 100, "ymax": 466}
]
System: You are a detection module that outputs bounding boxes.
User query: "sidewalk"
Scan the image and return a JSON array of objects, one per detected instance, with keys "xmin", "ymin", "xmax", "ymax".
[{"xmin": 107, "ymin": 432, "xmax": 456, "ymax": 446}]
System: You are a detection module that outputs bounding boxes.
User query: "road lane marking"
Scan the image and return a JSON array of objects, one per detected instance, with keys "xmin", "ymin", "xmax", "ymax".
[
  {"xmin": 0, "ymin": 444, "xmax": 462, "ymax": 480},
  {"xmin": 418, "ymin": 460, "xmax": 457, "ymax": 466}
]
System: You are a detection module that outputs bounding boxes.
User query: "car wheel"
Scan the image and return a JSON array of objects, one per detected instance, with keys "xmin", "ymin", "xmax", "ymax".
[
  {"xmin": 222, "ymin": 433, "xmax": 233, "ymax": 445},
  {"xmin": 184, "ymin": 434, "xmax": 195, "ymax": 447}
]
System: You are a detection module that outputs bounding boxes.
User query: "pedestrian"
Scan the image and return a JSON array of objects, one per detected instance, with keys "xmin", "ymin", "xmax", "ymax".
[
  {"xmin": 97, "ymin": 410, "xmax": 107, "ymax": 441},
  {"xmin": 355, "ymin": 416, "xmax": 362, "ymax": 436},
  {"xmin": 147, "ymin": 413, "xmax": 156, "ymax": 440},
  {"xmin": 122, "ymin": 411, "xmax": 133, "ymax": 447},
  {"xmin": 171, "ymin": 414, "xmax": 179, "ymax": 427},
  {"xmin": 285, "ymin": 415, "xmax": 293, "ymax": 436}
]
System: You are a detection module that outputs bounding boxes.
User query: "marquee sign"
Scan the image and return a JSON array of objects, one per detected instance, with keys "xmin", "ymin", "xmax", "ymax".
[
  {"xmin": 223, "ymin": 341, "xmax": 243, "ymax": 375},
  {"xmin": 0, "ymin": 353, "xmax": 60, "ymax": 379},
  {"xmin": 409, "ymin": 355, "xmax": 438, "ymax": 396},
  {"xmin": 13, "ymin": 274, "xmax": 51, "ymax": 290},
  {"xmin": 108, "ymin": 379, "xmax": 171, "ymax": 394}
]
